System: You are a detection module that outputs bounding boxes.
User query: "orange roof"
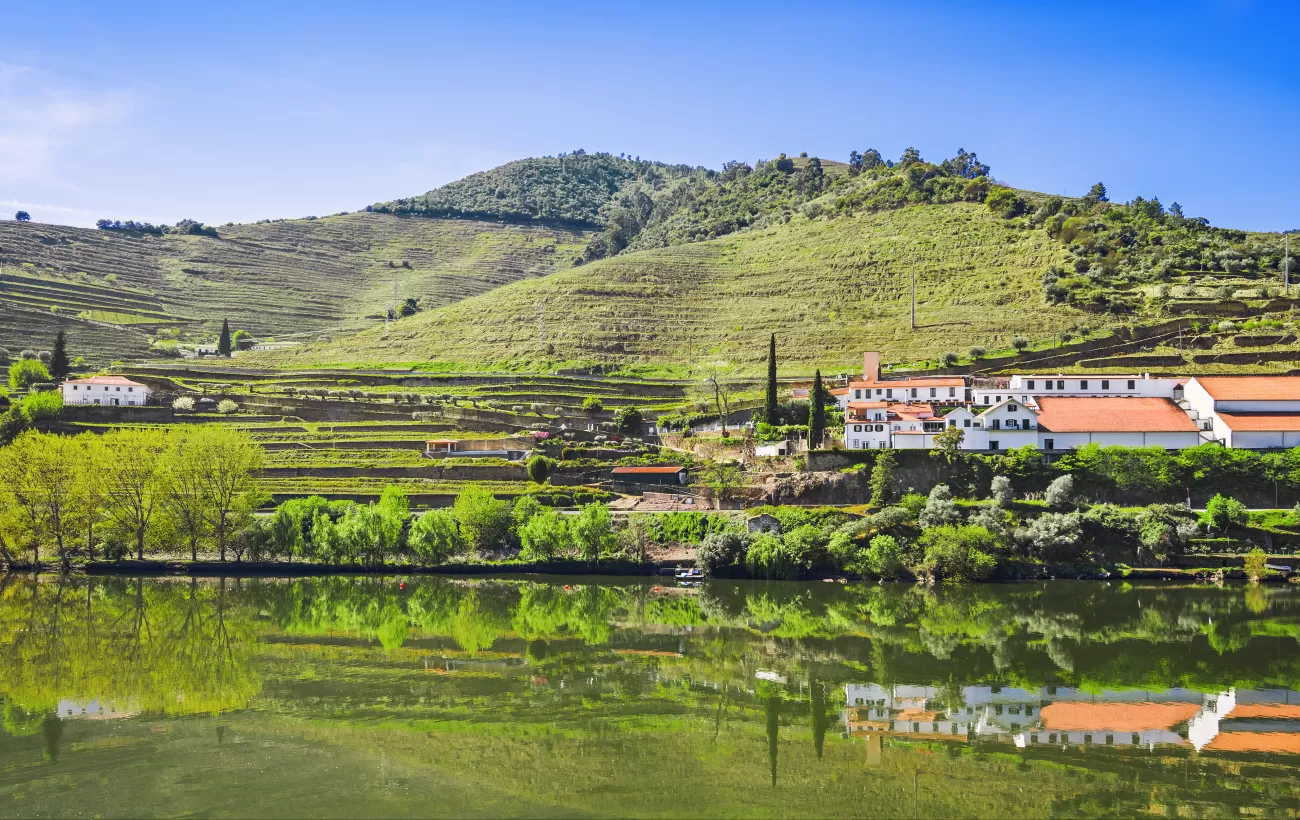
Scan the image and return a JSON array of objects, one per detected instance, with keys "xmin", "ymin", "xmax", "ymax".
[
  {"xmin": 1204, "ymin": 732, "xmax": 1300, "ymax": 754},
  {"xmin": 612, "ymin": 466, "xmax": 684, "ymax": 475},
  {"xmin": 1194, "ymin": 376, "xmax": 1300, "ymax": 401},
  {"xmin": 1040, "ymin": 702, "xmax": 1200, "ymax": 732},
  {"xmin": 64, "ymin": 375, "xmax": 147, "ymax": 387},
  {"xmin": 1035, "ymin": 397, "xmax": 1198, "ymax": 433},
  {"xmin": 829, "ymin": 387, "xmax": 849, "ymax": 396},
  {"xmin": 1216, "ymin": 413, "xmax": 1300, "ymax": 432},
  {"xmin": 848, "ymin": 377, "xmax": 966, "ymax": 390},
  {"xmin": 847, "ymin": 401, "xmax": 889, "ymax": 410},
  {"xmin": 1228, "ymin": 704, "xmax": 1300, "ymax": 720}
]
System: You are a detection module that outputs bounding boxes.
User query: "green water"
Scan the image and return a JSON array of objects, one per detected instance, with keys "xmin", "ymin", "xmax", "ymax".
[{"xmin": 0, "ymin": 575, "xmax": 1297, "ymax": 818}]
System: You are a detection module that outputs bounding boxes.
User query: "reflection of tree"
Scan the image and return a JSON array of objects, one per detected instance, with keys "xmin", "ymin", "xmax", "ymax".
[
  {"xmin": 764, "ymin": 691, "xmax": 780, "ymax": 787},
  {"xmin": 809, "ymin": 681, "xmax": 832, "ymax": 761},
  {"xmin": 41, "ymin": 714, "xmax": 62, "ymax": 763}
]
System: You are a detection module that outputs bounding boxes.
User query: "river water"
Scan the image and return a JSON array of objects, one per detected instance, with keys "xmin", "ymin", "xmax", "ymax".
[{"xmin": 0, "ymin": 575, "xmax": 1297, "ymax": 818}]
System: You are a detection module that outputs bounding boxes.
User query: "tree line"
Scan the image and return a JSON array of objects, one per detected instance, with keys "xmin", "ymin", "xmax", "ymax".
[{"xmin": 0, "ymin": 426, "xmax": 263, "ymax": 567}]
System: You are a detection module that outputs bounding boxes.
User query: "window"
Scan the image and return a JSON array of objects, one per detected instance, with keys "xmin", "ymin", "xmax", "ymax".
[
  {"xmin": 983, "ymin": 396, "xmax": 991, "ymax": 405},
  {"xmin": 875, "ymin": 424, "xmax": 884, "ymax": 432},
  {"xmin": 1127, "ymin": 379, "xmax": 1136, "ymax": 390},
  {"xmin": 948, "ymin": 387, "xmax": 956, "ymax": 397},
  {"xmin": 1079, "ymin": 380, "xmax": 1088, "ymax": 390},
  {"xmin": 1027, "ymin": 380, "xmax": 1035, "ymax": 389},
  {"xmin": 885, "ymin": 389, "xmax": 892, "ymax": 399},
  {"xmin": 1056, "ymin": 380, "xmax": 1064, "ymax": 390},
  {"xmin": 989, "ymin": 440, "xmax": 999, "ymax": 450},
  {"xmin": 875, "ymin": 388, "xmax": 882, "ymax": 396},
  {"xmin": 995, "ymin": 395, "xmax": 1002, "ymax": 403},
  {"xmin": 72, "ymin": 385, "xmax": 77, "ymax": 391},
  {"xmin": 990, "ymin": 419, "xmax": 1000, "ymax": 430},
  {"xmin": 963, "ymin": 419, "xmax": 970, "ymax": 428},
  {"xmin": 910, "ymin": 388, "xmax": 917, "ymax": 398},
  {"xmin": 1006, "ymin": 419, "xmax": 1018, "ymax": 429},
  {"xmin": 854, "ymin": 389, "xmax": 862, "ymax": 399},
  {"xmin": 949, "ymin": 419, "xmax": 956, "ymax": 427},
  {"xmin": 1008, "ymin": 403, "xmax": 1017, "ymax": 411},
  {"xmin": 1044, "ymin": 381, "xmax": 1052, "ymax": 390},
  {"xmin": 128, "ymin": 387, "xmax": 134, "ymax": 393},
  {"xmin": 1101, "ymin": 379, "xmax": 1110, "ymax": 389},
  {"xmin": 929, "ymin": 387, "xmax": 936, "ymax": 398},
  {"xmin": 854, "ymin": 425, "xmax": 862, "ymax": 432}
]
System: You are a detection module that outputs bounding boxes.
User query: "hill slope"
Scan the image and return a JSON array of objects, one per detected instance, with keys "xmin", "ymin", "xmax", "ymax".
[
  {"xmin": 0, "ymin": 213, "xmax": 588, "ymax": 362},
  {"xmin": 257, "ymin": 202, "xmax": 1091, "ymax": 374}
]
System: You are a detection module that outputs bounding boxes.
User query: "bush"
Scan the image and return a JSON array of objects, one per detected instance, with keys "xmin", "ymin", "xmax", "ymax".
[
  {"xmin": 899, "ymin": 493, "xmax": 927, "ymax": 520},
  {"xmin": 1011, "ymin": 336, "xmax": 1029, "ymax": 351},
  {"xmin": 745, "ymin": 533, "xmax": 806, "ymax": 580},
  {"xmin": 968, "ymin": 346, "xmax": 985, "ymax": 360},
  {"xmin": 1244, "ymin": 547, "xmax": 1268, "ymax": 581},
  {"xmin": 1204, "ymin": 493, "xmax": 1248, "ymax": 533},
  {"xmin": 526, "ymin": 455, "xmax": 550, "ymax": 484},
  {"xmin": 1045, "ymin": 474, "xmax": 1075, "ymax": 509},
  {"xmin": 990, "ymin": 475, "xmax": 1013, "ymax": 505},
  {"xmin": 782, "ymin": 524, "xmax": 830, "ymax": 566},
  {"xmin": 173, "ymin": 396, "xmax": 195, "ymax": 411},
  {"xmin": 915, "ymin": 525, "xmax": 997, "ymax": 582},
  {"xmin": 408, "ymin": 510, "xmax": 461, "ymax": 565},
  {"xmin": 511, "ymin": 494, "xmax": 543, "ymax": 527},
  {"xmin": 697, "ymin": 530, "xmax": 750, "ymax": 574},
  {"xmin": 864, "ymin": 534, "xmax": 909, "ymax": 580},
  {"xmin": 571, "ymin": 503, "xmax": 615, "ymax": 561},
  {"xmin": 452, "ymin": 486, "xmax": 513, "ymax": 553},
  {"xmin": 869, "ymin": 505, "xmax": 915, "ymax": 533},
  {"xmin": 869, "ymin": 451, "xmax": 895, "ymax": 505},
  {"xmin": 8, "ymin": 359, "xmax": 50, "ymax": 389},
  {"xmin": 613, "ymin": 405, "xmax": 643, "ymax": 435},
  {"xmin": 918, "ymin": 484, "xmax": 961, "ymax": 528},
  {"xmin": 216, "ymin": 399, "xmax": 239, "ymax": 414},
  {"xmin": 1016, "ymin": 512, "xmax": 1083, "ymax": 562},
  {"xmin": 939, "ymin": 351, "xmax": 959, "ymax": 367},
  {"xmin": 582, "ymin": 396, "xmax": 604, "ymax": 413}
]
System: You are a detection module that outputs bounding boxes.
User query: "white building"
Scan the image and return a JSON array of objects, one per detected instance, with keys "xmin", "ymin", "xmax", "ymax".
[
  {"xmin": 971, "ymin": 373, "xmax": 1183, "ymax": 408},
  {"xmin": 1033, "ymin": 396, "xmax": 1203, "ymax": 450},
  {"xmin": 1184, "ymin": 376, "xmax": 1300, "ymax": 448},
  {"xmin": 61, "ymin": 375, "xmax": 152, "ymax": 406},
  {"xmin": 976, "ymin": 398, "xmax": 1039, "ymax": 451}
]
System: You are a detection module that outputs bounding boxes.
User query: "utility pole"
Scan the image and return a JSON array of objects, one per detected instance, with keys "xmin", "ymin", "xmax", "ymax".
[
  {"xmin": 1285, "ymin": 233, "xmax": 1290, "ymax": 297},
  {"xmin": 909, "ymin": 271, "xmax": 916, "ymax": 330}
]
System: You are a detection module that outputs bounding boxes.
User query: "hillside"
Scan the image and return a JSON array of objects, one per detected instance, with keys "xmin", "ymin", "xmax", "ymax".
[
  {"xmin": 0, "ymin": 212, "xmax": 588, "ymax": 363},
  {"xmin": 256, "ymin": 202, "xmax": 1091, "ymax": 374}
]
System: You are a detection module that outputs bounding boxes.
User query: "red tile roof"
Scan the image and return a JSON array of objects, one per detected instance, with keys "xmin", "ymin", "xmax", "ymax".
[
  {"xmin": 1204, "ymin": 733, "xmax": 1300, "ymax": 754},
  {"xmin": 1215, "ymin": 413, "xmax": 1300, "ymax": 432},
  {"xmin": 64, "ymin": 376, "xmax": 147, "ymax": 387},
  {"xmin": 612, "ymin": 466, "xmax": 685, "ymax": 475},
  {"xmin": 1040, "ymin": 702, "xmax": 1201, "ymax": 732},
  {"xmin": 847, "ymin": 401, "xmax": 889, "ymax": 410},
  {"xmin": 1193, "ymin": 376, "xmax": 1300, "ymax": 401},
  {"xmin": 848, "ymin": 377, "xmax": 966, "ymax": 389},
  {"xmin": 1035, "ymin": 397, "xmax": 1197, "ymax": 433}
]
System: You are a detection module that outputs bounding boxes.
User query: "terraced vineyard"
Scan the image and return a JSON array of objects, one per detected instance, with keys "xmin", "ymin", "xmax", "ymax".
[
  {"xmin": 0, "ymin": 213, "xmax": 589, "ymax": 362},
  {"xmin": 260, "ymin": 203, "xmax": 1092, "ymax": 375}
]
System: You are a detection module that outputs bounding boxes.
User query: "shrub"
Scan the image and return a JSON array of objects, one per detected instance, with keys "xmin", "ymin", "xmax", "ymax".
[
  {"xmin": 582, "ymin": 396, "xmax": 604, "ymax": 413},
  {"xmin": 864, "ymin": 534, "xmax": 908, "ymax": 579},
  {"xmin": 869, "ymin": 505, "xmax": 914, "ymax": 533},
  {"xmin": 968, "ymin": 346, "xmax": 985, "ymax": 360},
  {"xmin": 408, "ymin": 510, "xmax": 461, "ymax": 565},
  {"xmin": 1016, "ymin": 512, "xmax": 1083, "ymax": 562},
  {"xmin": 1204, "ymin": 493, "xmax": 1248, "ymax": 533},
  {"xmin": 990, "ymin": 475, "xmax": 1013, "ymax": 506},
  {"xmin": 19, "ymin": 349, "xmax": 37, "ymax": 360},
  {"xmin": 918, "ymin": 484, "xmax": 961, "ymax": 528},
  {"xmin": 8, "ymin": 359, "xmax": 50, "ymax": 389},
  {"xmin": 173, "ymin": 396, "xmax": 195, "ymax": 411},
  {"xmin": 1044, "ymin": 474, "xmax": 1075, "ymax": 509},
  {"xmin": 782, "ymin": 524, "xmax": 830, "ymax": 566},
  {"xmin": 519, "ymin": 508, "xmax": 569, "ymax": 560},
  {"xmin": 216, "ymin": 399, "xmax": 239, "ymax": 414},
  {"xmin": 869, "ymin": 451, "xmax": 895, "ymax": 505},
  {"xmin": 939, "ymin": 351, "xmax": 959, "ymax": 367},
  {"xmin": 914, "ymin": 525, "xmax": 997, "ymax": 582},
  {"xmin": 526, "ymin": 455, "xmax": 550, "ymax": 484},
  {"xmin": 899, "ymin": 493, "xmax": 927, "ymax": 520},
  {"xmin": 37, "ymin": 350, "xmax": 51, "ymax": 364},
  {"xmin": 614, "ymin": 405, "xmax": 643, "ymax": 434},
  {"xmin": 1011, "ymin": 336, "xmax": 1029, "ymax": 351},
  {"xmin": 697, "ymin": 530, "xmax": 750, "ymax": 574},
  {"xmin": 745, "ymin": 533, "xmax": 805, "ymax": 580},
  {"xmin": 1244, "ymin": 547, "xmax": 1268, "ymax": 581}
]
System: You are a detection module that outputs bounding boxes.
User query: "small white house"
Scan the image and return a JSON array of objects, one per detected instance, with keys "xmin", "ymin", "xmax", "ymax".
[
  {"xmin": 1184, "ymin": 376, "xmax": 1300, "ymax": 448},
  {"xmin": 975, "ymin": 399, "xmax": 1039, "ymax": 451},
  {"xmin": 62, "ymin": 376, "xmax": 152, "ymax": 406}
]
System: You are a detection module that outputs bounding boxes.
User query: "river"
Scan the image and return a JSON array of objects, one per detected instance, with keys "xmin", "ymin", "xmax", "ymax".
[{"xmin": 0, "ymin": 575, "xmax": 1296, "ymax": 817}]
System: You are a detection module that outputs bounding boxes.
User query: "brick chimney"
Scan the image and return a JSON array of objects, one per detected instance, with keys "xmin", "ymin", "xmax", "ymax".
[{"xmin": 863, "ymin": 351, "xmax": 880, "ymax": 382}]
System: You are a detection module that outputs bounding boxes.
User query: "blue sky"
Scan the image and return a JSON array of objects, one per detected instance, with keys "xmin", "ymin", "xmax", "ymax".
[{"xmin": 2, "ymin": 0, "xmax": 1296, "ymax": 230}]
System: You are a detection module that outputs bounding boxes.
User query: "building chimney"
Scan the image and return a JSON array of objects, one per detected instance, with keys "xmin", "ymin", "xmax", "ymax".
[{"xmin": 863, "ymin": 351, "xmax": 880, "ymax": 383}]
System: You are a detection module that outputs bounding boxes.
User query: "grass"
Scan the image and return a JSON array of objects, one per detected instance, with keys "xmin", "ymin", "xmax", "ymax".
[{"xmin": 258, "ymin": 203, "xmax": 1101, "ymax": 375}]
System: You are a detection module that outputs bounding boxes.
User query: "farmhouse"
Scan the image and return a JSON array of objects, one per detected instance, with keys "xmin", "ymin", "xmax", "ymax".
[
  {"xmin": 61, "ymin": 376, "xmax": 152, "ymax": 406},
  {"xmin": 1184, "ymin": 376, "xmax": 1300, "ymax": 448},
  {"xmin": 611, "ymin": 465, "xmax": 688, "ymax": 485},
  {"xmin": 425, "ymin": 438, "xmax": 532, "ymax": 460},
  {"xmin": 972, "ymin": 373, "xmax": 1184, "ymax": 408}
]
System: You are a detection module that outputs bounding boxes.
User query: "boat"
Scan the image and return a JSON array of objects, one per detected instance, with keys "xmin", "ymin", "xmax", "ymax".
[{"xmin": 674, "ymin": 567, "xmax": 704, "ymax": 581}]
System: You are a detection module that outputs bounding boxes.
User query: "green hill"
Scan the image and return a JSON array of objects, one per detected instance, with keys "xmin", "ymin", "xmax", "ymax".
[{"xmin": 0, "ymin": 212, "xmax": 588, "ymax": 363}]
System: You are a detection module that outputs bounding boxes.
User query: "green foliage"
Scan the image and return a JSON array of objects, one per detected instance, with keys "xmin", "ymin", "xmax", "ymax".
[
  {"xmin": 650, "ymin": 512, "xmax": 738, "ymax": 545},
  {"xmin": 408, "ymin": 510, "xmax": 462, "ymax": 564},
  {"xmin": 218, "ymin": 319, "xmax": 232, "ymax": 356},
  {"xmin": 452, "ymin": 486, "xmax": 513, "ymax": 554},
  {"xmin": 1045, "ymin": 474, "xmax": 1075, "ymax": 509},
  {"xmin": 1244, "ymin": 547, "xmax": 1269, "ymax": 581},
  {"xmin": 990, "ymin": 475, "xmax": 1013, "ymax": 506},
  {"xmin": 918, "ymin": 484, "xmax": 961, "ymax": 529},
  {"xmin": 985, "ymin": 187, "xmax": 1026, "ymax": 219},
  {"xmin": 745, "ymin": 533, "xmax": 807, "ymax": 581},
  {"xmin": 915, "ymin": 525, "xmax": 998, "ymax": 582},
  {"xmin": 582, "ymin": 396, "xmax": 604, "ymax": 413},
  {"xmin": 613, "ymin": 405, "xmax": 643, "ymax": 434},
  {"xmin": 1016, "ymin": 512, "xmax": 1083, "ymax": 562},
  {"xmin": 762, "ymin": 334, "xmax": 778, "ymax": 425},
  {"xmin": 808, "ymin": 370, "xmax": 826, "ymax": 449},
  {"xmin": 518, "ymin": 507, "xmax": 568, "ymax": 560},
  {"xmin": 8, "ymin": 359, "xmax": 50, "ymax": 389},
  {"xmin": 865, "ymin": 534, "xmax": 908, "ymax": 580},
  {"xmin": 899, "ymin": 493, "xmax": 927, "ymax": 520},
  {"xmin": 1204, "ymin": 493, "xmax": 1248, "ymax": 533},
  {"xmin": 696, "ymin": 530, "xmax": 750, "ymax": 574},
  {"xmin": 571, "ymin": 503, "xmax": 615, "ymax": 561},
  {"xmin": 525, "ymin": 455, "xmax": 550, "ymax": 485},
  {"xmin": 869, "ymin": 450, "xmax": 895, "ymax": 506}
]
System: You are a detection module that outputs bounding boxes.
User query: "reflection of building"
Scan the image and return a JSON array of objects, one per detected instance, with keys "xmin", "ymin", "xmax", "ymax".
[
  {"xmin": 56, "ymin": 698, "xmax": 138, "ymax": 720},
  {"xmin": 843, "ymin": 684, "xmax": 1300, "ymax": 753}
]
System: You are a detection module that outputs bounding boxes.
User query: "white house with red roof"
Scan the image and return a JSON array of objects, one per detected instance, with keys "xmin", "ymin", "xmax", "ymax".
[
  {"xmin": 1033, "ymin": 396, "xmax": 1202, "ymax": 450},
  {"xmin": 972, "ymin": 373, "xmax": 1184, "ymax": 409},
  {"xmin": 1184, "ymin": 376, "xmax": 1300, "ymax": 448},
  {"xmin": 61, "ymin": 375, "xmax": 152, "ymax": 406}
]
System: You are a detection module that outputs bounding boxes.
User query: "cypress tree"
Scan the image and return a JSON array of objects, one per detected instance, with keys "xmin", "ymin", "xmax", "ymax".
[
  {"xmin": 763, "ymin": 333, "xmax": 778, "ymax": 425},
  {"xmin": 49, "ymin": 330, "xmax": 70, "ymax": 382},
  {"xmin": 217, "ymin": 319, "xmax": 232, "ymax": 356},
  {"xmin": 808, "ymin": 370, "xmax": 826, "ymax": 450}
]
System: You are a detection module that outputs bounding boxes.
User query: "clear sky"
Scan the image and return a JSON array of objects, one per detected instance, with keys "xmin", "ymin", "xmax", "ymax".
[{"xmin": 2, "ymin": 0, "xmax": 1297, "ymax": 230}]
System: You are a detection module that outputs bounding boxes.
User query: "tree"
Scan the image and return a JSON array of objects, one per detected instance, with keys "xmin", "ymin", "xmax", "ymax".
[
  {"xmin": 990, "ymin": 475, "xmax": 1014, "ymax": 506},
  {"xmin": 409, "ymin": 509, "xmax": 461, "ymax": 564},
  {"xmin": 915, "ymin": 525, "xmax": 997, "ymax": 582},
  {"xmin": 1243, "ymin": 547, "xmax": 1268, "ymax": 581},
  {"xmin": 763, "ymin": 334, "xmax": 778, "ymax": 425},
  {"xmin": 968, "ymin": 346, "xmax": 985, "ymax": 361},
  {"xmin": 939, "ymin": 351, "xmax": 959, "ymax": 367},
  {"xmin": 101, "ymin": 427, "xmax": 168, "ymax": 560},
  {"xmin": 613, "ymin": 405, "xmax": 644, "ymax": 435},
  {"xmin": 14, "ymin": 211, "xmax": 30, "ymax": 221},
  {"xmin": 1084, "ymin": 182, "xmax": 1109, "ymax": 204},
  {"xmin": 194, "ymin": 426, "xmax": 264, "ymax": 560},
  {"xmin": 899, "ymin": 147, "xmax": 922, "ymax": 166},
  {"xmin": 869, "ymin": 451, "xmax": 895, "ymax": 506},
  {"xmin": 216, "ymin": 399, "xmax": 238, "ymax": 414},
  {"xmin": 526, "ymin": 455, "xmax": 550, "ymax": 484},
  {"xmin": 699, "ymin": 460, "xmax": 744, "ymax": 508},
  {"xmin": 452, "ymin": 486, "xmax": 512, "ymax": 554},
  {"xmin": 582, "ymin": 396, "xmax": 603, "ymax": 413},
  {"xmin": 8, "ymin": 359, "xmax": 50, "ymax": 389},
  {"xmin": 696, "ymin": 530, "xmax": 749, "ymax": 574},
  {"xmin": 0, "ymin": 432, "xmax": 85, "ymax": 567},
  {"xmin": 918, "ymin": 483, "xmax": 961, "ymax": 529},
  {"xmin": 1204, "ymin": 493, "xmax": 1248, "ymax": 534},
  {"xmin": 518, "ymin": 507, "xmax": 568, "ymax": 560},
  {"xmin": 48, "ymin": 331, "xmax": 70, "ymax": 382},
  {"xmin": 703, "ymin": 374, "xmax": 734, "ymax": 435},
  {"xmin": 217, "ymin": 319, "xmax": 232, "ymax": 357},
  {"xmin": 1011, "ymin": 336, "xmax": 1029, "ymax": 352},
  {"xmin": 1045, "ymin": 474, "xmax": 1076, "ymax": 509},
  {"xmin": 930, "ymin": 426, "xmax": 964, "ymax": 463},
  {"xmin": 163, "ymin": 428, "xmax": 212, "ymax": 561},
  {"xmin": 1016, "ymin": 512, "xmax": 1083, "ymax": 561},
  {"xmin": 864, "ymin": 534, "xmax": 908, "ymax": 579},
  {"xmin": 808, "ymin": 370, "xmax": 826, "ymax": 449},
  {"xmin": 571, "ymin": 503, "xmax": 614, "ymax": 562}
]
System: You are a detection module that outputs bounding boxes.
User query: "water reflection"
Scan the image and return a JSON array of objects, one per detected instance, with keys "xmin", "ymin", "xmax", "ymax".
[{"xmin": 0, "ymin": 574, "xmax": 1297, "ymax": 817}]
